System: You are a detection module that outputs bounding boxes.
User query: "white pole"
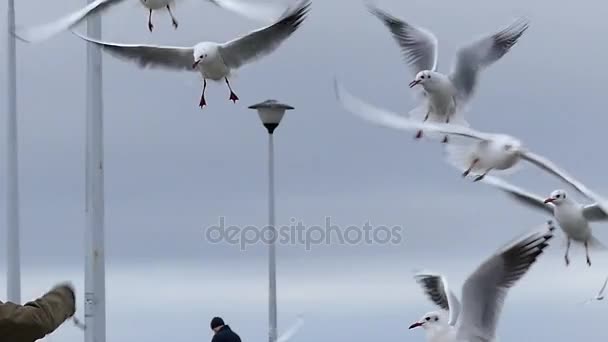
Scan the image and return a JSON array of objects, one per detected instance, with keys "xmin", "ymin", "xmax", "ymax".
[
  {"xmin": 84, "ymin": 0, "xmax": 105, "ymax": 341},
  {"xmin": 268, "ymin": 133, "xmax": 277, "ymax": 342},
  {"xmin": 6, "ymin": 0, "xmax": 21, "ymax": 304}
]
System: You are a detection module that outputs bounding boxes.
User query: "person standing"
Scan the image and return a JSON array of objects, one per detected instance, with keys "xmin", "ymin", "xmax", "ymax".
[
  {"xmin": 211, "ymin": 317, "xmax": 242, "ymax": 342},
  {"xmin": 0, "ymin": 282, "xmax": 76, "ymax": 341}
]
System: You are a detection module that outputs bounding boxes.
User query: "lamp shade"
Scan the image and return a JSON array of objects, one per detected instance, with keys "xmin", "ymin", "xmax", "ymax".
[{"xmin": 249, "ymin": 100, "xmax": 294, "ymax": 133}]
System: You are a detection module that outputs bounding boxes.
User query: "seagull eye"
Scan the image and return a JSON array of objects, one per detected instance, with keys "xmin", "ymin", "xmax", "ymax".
[
  {"xmin": 421, "ymin": 75, "xmax": 425, "ymax": 79},
  {"xmin": 428, "ymin": 75, "xmax": 431, "ymax": 79},
  {"xmin": 434, "ymin": 317, "xmax": 438, "ymax": 321},
  {"xmin": 425, "ymin": 317, "xmax": 430, "ymax": 321}
]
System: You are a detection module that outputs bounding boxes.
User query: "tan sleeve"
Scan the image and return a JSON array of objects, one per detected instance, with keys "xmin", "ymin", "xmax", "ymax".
[{"xmin": 8, "ymin": 284, "xmax": 76, "ymax": 340}]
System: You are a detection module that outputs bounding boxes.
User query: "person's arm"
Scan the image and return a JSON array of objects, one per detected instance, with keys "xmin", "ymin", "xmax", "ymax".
[{"xmin": 6, "ymin": 283, "xmax": 76, "ymax": 340}]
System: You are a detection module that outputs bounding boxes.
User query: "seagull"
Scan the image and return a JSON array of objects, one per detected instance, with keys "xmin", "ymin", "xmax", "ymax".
[
  {"xmin": 480, "ymin": 175, "xmax": 608, "ymax": 266},
  {"xmin": 408, "ymin": 221, "xmax": 554, "ymax": 342},
  {"xmin": 580, "ymin": 276, "xmax": 608, "ymax": 304},
  {"xmin": 14, "ymin": 0, "xmax": 291, "ymax": 43},
  {"xmin": 74, "ymin": 0, "xmax": 311, "ymax": 108},
  {"xmin": 367, "ymin": 3, "xmax": 529, "ymax": 143},
  {"xmin": 334, "ymin": 80, "xmax": 608, "ymax": 208}
]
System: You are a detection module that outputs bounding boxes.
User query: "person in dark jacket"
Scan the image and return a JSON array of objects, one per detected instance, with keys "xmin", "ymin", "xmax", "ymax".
[
  {"xmin": 211, "ymin": 317, "xmax": 242, "ymax": 342},
  {"xmin": 0, "ymin": 282, "xmax": 76, "ymax": 342}
]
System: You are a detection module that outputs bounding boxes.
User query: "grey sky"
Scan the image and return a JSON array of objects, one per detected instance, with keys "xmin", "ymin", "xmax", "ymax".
[{"xmin": 1, "ymin": 0, "xmax": 608, "ymax": 341}]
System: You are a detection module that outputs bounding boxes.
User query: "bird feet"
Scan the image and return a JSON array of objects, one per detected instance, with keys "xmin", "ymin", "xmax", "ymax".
[
  {"xmin": 199, "ymin": 96, "xmax": 207, "ymax": 108},
  {"xmin": 148, "ymin": 22, "xmax": 154, "ymax": 32},
  {"xmin": 473, "ymin": 174, "xmax": 485, "ymax": 182},
  {"xmin": 442, "ymin": 135, "xmax": 449, "ymax": 144},
  {"xmin": 462, "ymin": 169, "xmax": 471, "ymax": 178},
  {"xmin": 172, "ymin": 19, "xmax": 178, "ymax": 29},
  {"xmin": 415, "ymin": 130, "xmax": 423, "ymax": 139},
  {"xmin": 229, "ymin": 91, "xmax": 239, "ymax": 103},
  {"xmin": 587, "ymin": 256, "xmax": 592, "ymax": 267},
  {"xmin": 564, "ymin": 255, "xmax": 570, "ymax": 266}
]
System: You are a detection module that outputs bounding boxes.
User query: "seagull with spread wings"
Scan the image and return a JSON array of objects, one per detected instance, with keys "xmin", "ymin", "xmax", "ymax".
[
  {"xmin": 367, "ymin": 3, "xmax": 529, "ymax": 143},
  {"xmin": 73, "ymin": 0, "xmax": 310, "ymax": 108}
]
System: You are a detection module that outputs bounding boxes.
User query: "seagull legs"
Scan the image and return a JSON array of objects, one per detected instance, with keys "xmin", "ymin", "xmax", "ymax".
[
  {"xmin": 442, "ymin": 115, "xmax": 450, "ymax": 143},
  {"xmin": 199, "ymin": 79, "xmax": 207, "ymax": 108},
  {"xmin": 225, "ymin": 77, "xmax": 239, "ymax": 103},
  {"xmin": 148, "ymin": 9, "xmax": 154, "ymax": 32},
  {"xmin": 462, "ymin": 158, "xmax": 479, "ymax": 178},
  {"xmin": 565, "ymin": 238, "xmax": 571, "ymax": 266},
  {"xmin": 585, "ymin": 240, "xmax": 591, "ymax": 266},
  {"xmin": 414, "ymin": 110, "xmax": 430, "ymax": 140},
  {"xmin": 167, "ymin": 5, "xmax": 178, "ymax": 29},
  {"xmin": 473, "ymin": 169, "xmax": 490, "ymax": 182}
]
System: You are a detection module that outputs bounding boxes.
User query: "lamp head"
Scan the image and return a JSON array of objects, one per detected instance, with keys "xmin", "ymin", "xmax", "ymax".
[{"xmin": 249, "ymin": 100, "xmax": 294, "ymax": 134}]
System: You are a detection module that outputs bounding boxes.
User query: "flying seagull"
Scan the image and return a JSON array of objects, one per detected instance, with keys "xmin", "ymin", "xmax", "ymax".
[
  {"xmin": 367, "ymin": 3, "xmax": 529, "ymax": 142},
  {"xmin": 409, "ymin": 222, "xmax": 554, "ymax": 342},
  {"xmin": 14, "ymin": 0, "xmax": 292, "ymax": 43},
  {"xmin": 480, "ymin": 175, "xmax": 608, "ymax": 266},
  {"xmin": 73, "ymin": 0, "xmax": 311, "ymax": 108}
]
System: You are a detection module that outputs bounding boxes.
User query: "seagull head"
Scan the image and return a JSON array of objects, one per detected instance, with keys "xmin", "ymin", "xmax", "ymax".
[
  {"xmin": 544, "ymin": 190, "xmax": 567, "ymax": 204},
  {"xmin": 409, "ymin": 70, "xmax": 439, "ymax": 89},
  {"xmin": 409, "ymin": 311, "xmax": 446, "ymax": 331},
  {"xmin": 192, "ymin": 43, "xmax": 214, "ymax": 69}
]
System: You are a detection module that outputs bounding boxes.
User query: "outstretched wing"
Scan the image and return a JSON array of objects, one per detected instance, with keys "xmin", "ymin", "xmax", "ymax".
[
  {"xmin": 219, "ymin": 0, "xmax": 310, "ymax": 69},
  {"xmin": 456, "ymin": 222, "xmax": 554, "ymax": 341},
  {"xmin": 449, "ymin": 17, "xmax": 529, "ymax": 101},
  {"xmin": 480, "ymin": 175, "xmax": 553, "ymax": 215},
  {"xmin": 367, "ymin": 3, "xmax": 438, "ymax": 76},
  {"xmin": 73, "ymin": 32, "xmax": 195, "ymax": 71},
  {"xmin": 15, "ymin": 0, "xmax": 125, "ymax": 43},
  {"xmin": 414, "ymin": 271, "xmax": 461, "ymax": 326}
]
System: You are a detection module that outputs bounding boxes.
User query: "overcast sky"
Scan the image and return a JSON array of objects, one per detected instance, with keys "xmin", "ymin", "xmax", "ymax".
[{"xmin": 1, "ymin": 0, "xmax": 608, "ymax": 341}]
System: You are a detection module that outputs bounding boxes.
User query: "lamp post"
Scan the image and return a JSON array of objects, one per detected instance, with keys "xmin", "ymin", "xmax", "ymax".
[
  {"xmin": 84, "ymin": 0, "xmax": 106, "ymax": 341},
  {"xmin": 249, "ymin": 100, "xmax": 294, "ymax": 342},
  {"xmin": 6, "ymin": 0, "xmax": 21, "ymax": 304}
]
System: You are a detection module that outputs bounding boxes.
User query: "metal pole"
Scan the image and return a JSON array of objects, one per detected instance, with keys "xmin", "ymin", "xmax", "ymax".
[
  {"xmin": 6, "ymin": 0, "xmax": 21, "ymax": 304},
  {"xmin": 268, "ymin": 133, "xmax": 277, "ymax": 342},
  {"xmin": 85, "ymin": 0, "xmax": 105, "ymax": 341}
]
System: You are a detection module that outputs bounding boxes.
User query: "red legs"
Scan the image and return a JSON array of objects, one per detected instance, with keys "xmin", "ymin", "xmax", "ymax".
[
  {"xmin": 462, "ymin": 158, "xmax": 479, "ymax": 178},
  {"xmin": 442, "ymin": 115, "xmax": 450, "ymax": 143},
  {"xmin": 148, "ymin": 9, "xmax": 154, "ymax": 32},
  {"xmin": 166, "ymin": 5, "xmax": 178, "ymax": 29},
  {"xmin": 565, "ymin": 239, "xmax": 571, "ymax": 266},
  {"xmin": 414, "ymin": 110, "xmax": 430, "ymax": 140},
  {"xmin": 225, "ymin": 77, "xmax": 239, "ymax": 103},
  {"xmin": 473, "ymin": 168, "xmax": 491, "ymax": 182},
  {"xmin": 199, "ymin": 79, "xmax": 207, "ymax": 108},
  {"xmin": 585, "ymin": 241, "xmax": 591, "ymax": 266}
]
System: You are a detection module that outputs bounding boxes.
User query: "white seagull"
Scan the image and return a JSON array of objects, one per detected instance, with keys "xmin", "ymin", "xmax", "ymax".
[
  {"xmin": 367, "ymin": 3, "xmax": 529, "ymax": 143},
  {"xmin": 334, "ymin": 80, "xmax": 608, "ymax": 209},
  {"xmin": 480, "ymin": 175, "xmax": 608, "ymax": 266},
  {"xmin": 408, "ymin": 221, "xmax": 554, "ymax": 342},
  {"xmin": 74, "ymin": 0, "xmax": 310, "ymax": 108},
  {"xmin": 14, "ymin": 0, "xmax": 291, "ymax": 43},
  {"xmin": 580, "ymin": 276, "xmax": 608, "ymax": 304}
]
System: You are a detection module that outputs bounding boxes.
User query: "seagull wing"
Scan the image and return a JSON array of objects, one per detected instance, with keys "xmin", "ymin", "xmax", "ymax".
[
  {"xmin": 456, "ymin": 222, "xmax": 554, "ymax": 341},
  {"xmin": 15, "ymin": 0, "xmax": 125, "ymax": 43},
  {"xmin": 334, "ymin": 79, "xmax": 493, "ymax": 140},
  {"xmin": 480, "ymin": 175, "xmax": 553, "ymax": 215},
  {"xmin": 73, "ymin": 32, "xmax": 195, "ymax": 71},
  {"xmin": 449, "ymin": 17, "xmax": 529, "ymax": 102},
  {"xmin": 582, "ymin": 204, "xmax": 608, "ymax": 221},
  {"xmin": 520, "ymin": 150, "xmax": 608, "ymax": 212},
  {"xmin": 414, "ymin": 271, "xmax": 461, "ymax": 326},
  {"xmin": 366, "ymin": 3, "xmax": 438, "ymax": 76},
  {"xmin": 276, "ymin": 316, "xmax": 304, "ymax": 342},
  {"xmin": 219, "ymin": 0, "xmax": 310, "ymax": 69}
]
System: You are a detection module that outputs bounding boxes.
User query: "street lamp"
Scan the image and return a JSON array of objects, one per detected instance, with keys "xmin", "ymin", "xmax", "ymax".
[{"xmin": 249, "ymin": 100, "xmax": 294, "ymax": 342}]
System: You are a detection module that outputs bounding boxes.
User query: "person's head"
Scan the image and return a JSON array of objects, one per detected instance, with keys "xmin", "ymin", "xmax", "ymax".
[{"xmin": 210, "ymin": 317, "xmax": 225, "ymax": 333}]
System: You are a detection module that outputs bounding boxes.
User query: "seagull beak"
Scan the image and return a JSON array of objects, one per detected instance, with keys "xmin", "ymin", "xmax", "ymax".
[
  {"xmin": 544, "ymin": 198, "xmax": 554, "ymax": 204},
  {"xmin": 408, "ymin": 321, "xmax": 423, "ymax": 330},
  {"xmin": 408, "ymin": 80, "xmax": 420, "ymax": 88},
  {"xmin": 192, "ymin": 60, "xmax": 200, "ymax": 69}
]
